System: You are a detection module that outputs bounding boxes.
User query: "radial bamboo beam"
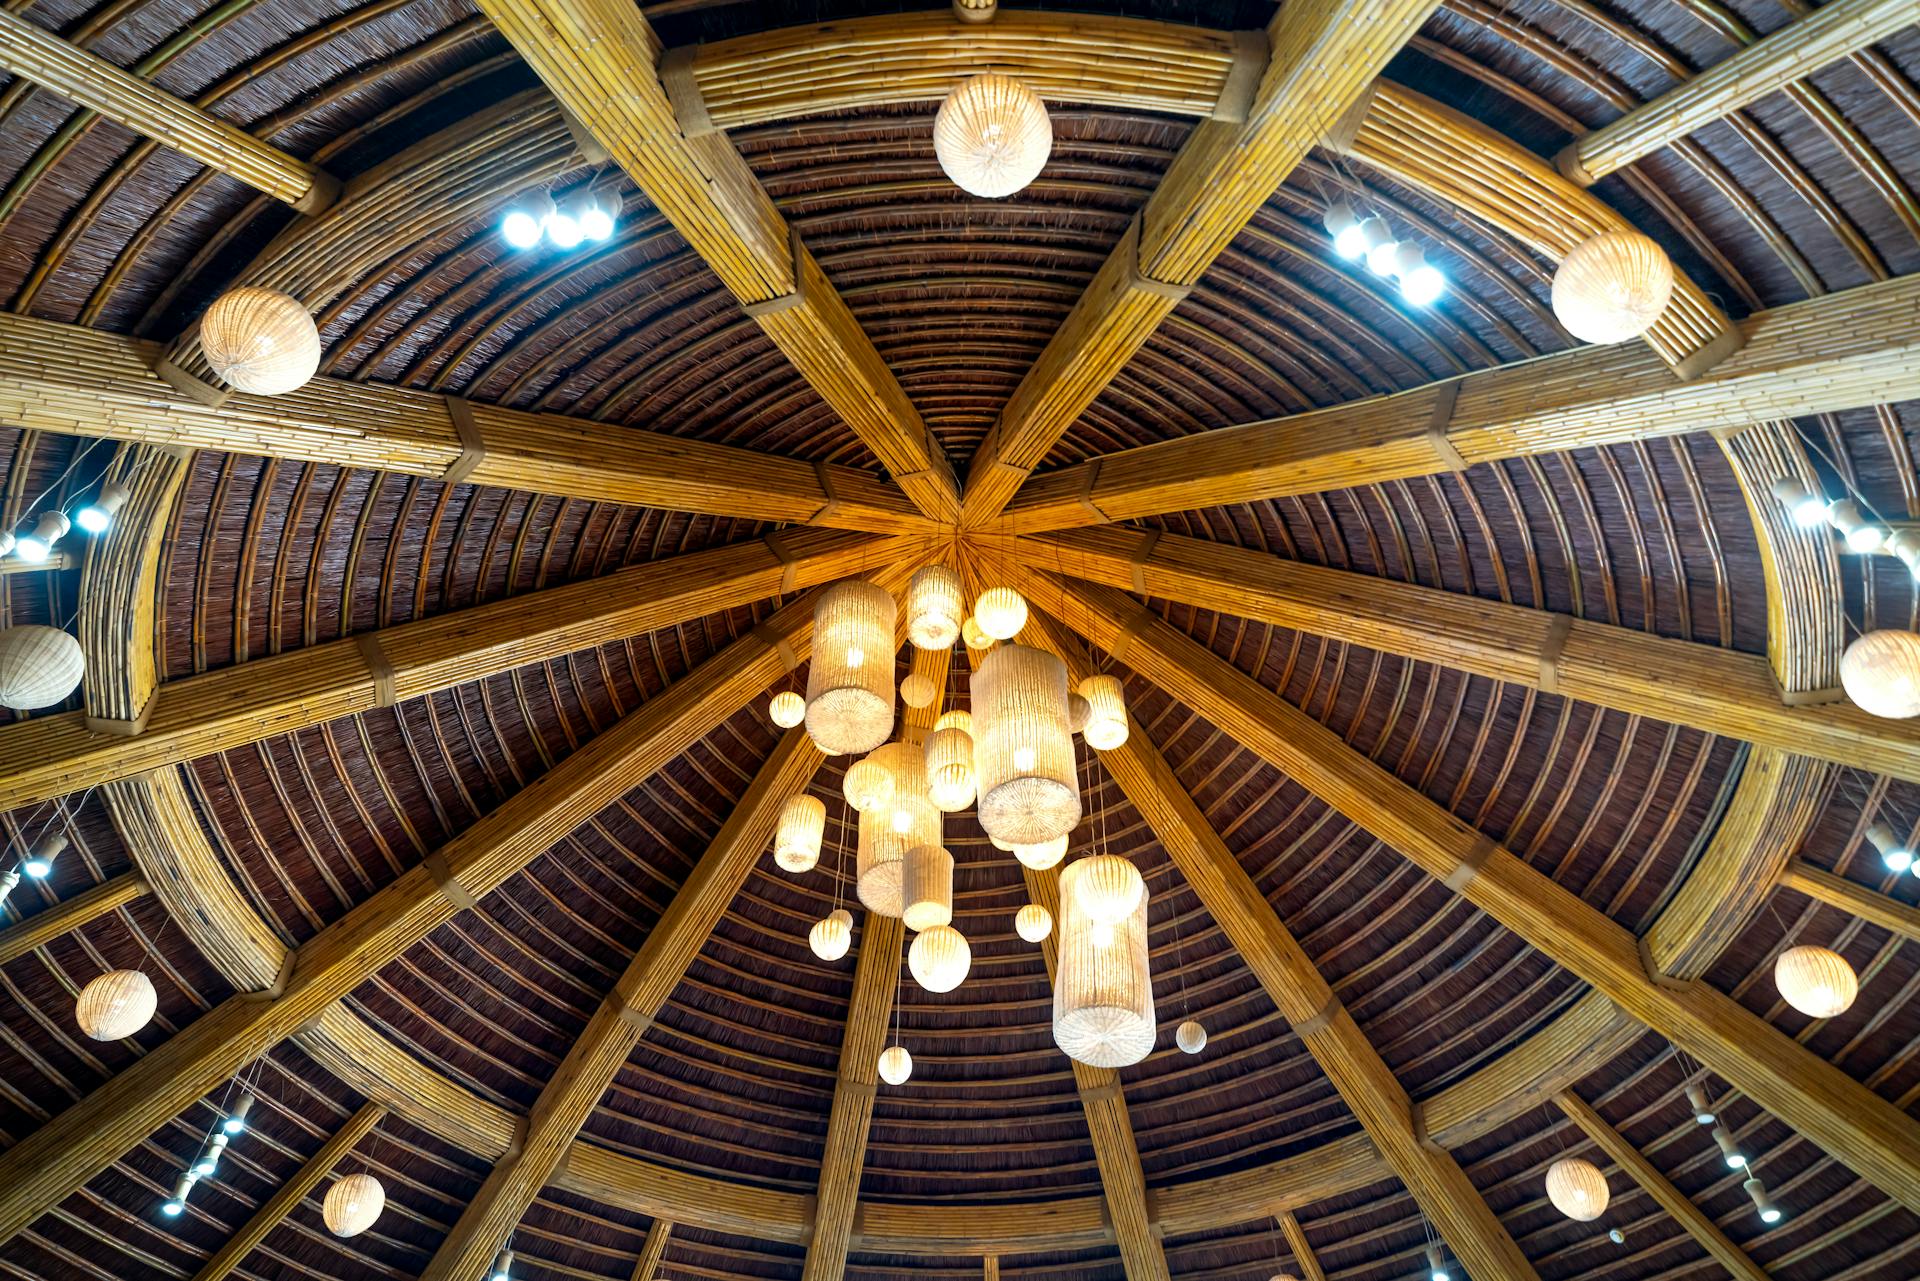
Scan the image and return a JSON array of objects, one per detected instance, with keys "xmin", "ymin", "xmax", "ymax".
[
  {"xmin": 189, "ymin": 1102, "xmax": 387, "ymax": 1281},
  {"xmin": 0, "ymin": 873, "xmax": 149, "ymax": 966},
  {"xmin": 999, "ymin": 272, "xmax": 1920, "ymax": 534},
  {"xmin": 0, "ymin": 528, "xmax": 915, "ymax": 813},
  {"xmin": 1778, "ymin": 861, "xmax": 1920, "ymax": 944},
  {"xmin": 1554, "ymin": 1093, "xmax": 1771, "ymax": 1281},
  {"xmin": 471, "ymin": 0, "xmax": 958, "ymax": 524},
  {"xmin": 1013, "ymin": 569, "xmax": 1920, "ymax": 1219},
  {"xmin": 1556, "ymin": 0, "xmax": 1920, "ymax": 186},
  {"xmin": 1006, "ymin": 526, "xmax": 1920, "ymax": 782},
  {"xmin": 0, "ymin": 9, "xmax": 338, "ymax": 213},
  {"xmin": 630, "ymin": 1219, "xmax": 672, "ymax": 1281},
  {"xmin": 958, "ymin": 0, "xmax": 1439, "ymax": 527},
  {"xmin": 1277, "ymin": 1213, "xmax": 1327, "ymax": 1281},
  {"xmin": 0, "ymin": 312, "xmax": 932, "ymax": 535}
]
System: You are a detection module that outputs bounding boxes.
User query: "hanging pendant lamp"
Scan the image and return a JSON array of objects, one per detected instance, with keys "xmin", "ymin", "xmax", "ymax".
[
  {"xmin": 805, "ymin": 580, "xmax": 897, "ymax": 755},
  {"xmin": 933, "ymin": 74, "xmax": 1051, "ymax": 199},
  {"xmin": 902, "ymin": 844, "xmax": 955, "ymax": 932},
  {"xmin": 906, "ymin": 565, "xmax": 964, "ymax": 650},
  {"xmin": 856, "ymin": 741, "xmax": 941, "ymax": 916},
  {"xmin": 773, "ymin": 795, "xmax": 826, "ymax": 873},
  {"xmin": 972, "ymin": 644, "xmax": 1079, "ymax": 844},
  {"xmin": 1053, "ymin": 857, "xmax": 1154, "ymax": 1068},
  {"xmin": 925, "ymin": 714, "xmax": 977, "ymax": 812}
]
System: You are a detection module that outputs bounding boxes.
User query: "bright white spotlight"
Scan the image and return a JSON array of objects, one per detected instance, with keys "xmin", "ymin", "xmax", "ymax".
[
  {"xmin": 14, "ymin": 511, "xmax": 68, "ymax": 563},
  {"xmin": 502, "ymin": 192, "xmax": 555, "ymax": 249},
  {"xmin": 1768, "ymin": 478, "xmax": 1827, "ymax": 526},
  {"xmin": 545, "ymin": 210, "xmax": 581, "ymax": 249},
  {"xmin": 1366, "ymin": 237, "xmax": 1399, "ymax": 277},
  {"xmin": 76, "ymin": 481, "xmax": 130, "ymax": 534},
  {"xmin": 578, "ymin": 191, "xmax": 615, "ymax": 241},
  {"xmin": 1395, "ymin": 245, "xmax": 1444, "ymax": 304}
]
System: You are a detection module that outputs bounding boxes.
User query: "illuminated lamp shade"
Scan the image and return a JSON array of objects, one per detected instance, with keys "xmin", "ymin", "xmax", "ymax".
[
  {"xmin": 902, "ymin": 844, "xmax": 955, "ymax": 932},
  {"xmin": 1067, "ymin": 692, "xmax": 1090, "ymax": 735},
  {"xmin": 925, "ymin": 722, "xmax": 977, "ymax": 812},
  {"xmin": 322, "ymin": 1173, "xmax": 385, "ymax": 1237},
  {"xmin": 1015, "ymin": 903, "xmax": 1052, "ymax": 942},
  {"xmin": 1175, "ymin": 1019, "xmax": 1207, "ymax": 1054},
  {"xmin": 900, "ymin": 672, "xmax": 938, "ymax": 709},
  {"xmin": 805, "ymin": 580, "xmax": 897, "ymax": 755},
  {"xmin": 878, "ymin": 1044, "xmax": 913, "ymax": 1085},
  {"xmin": 961, "ymin": 616, "xmax": 993, "ymax": 651},
  {"xmin": 773, "ymin": 795, "xmax": 826, "ymax": 873},
  {"xmin": 933, "ymin": 73, "xmax": 1051, "ymax": 199},
  {"xmin": 1774, "ymin": 944, "xmax": 1858, "ymax": 1018},
  {"xmin": 974, "ymin": 586, "xmax": 1028, "ymax": 640},
  {"xmin": 1840, "ymin": 630, "xmax": 1920, "ymax": 719},
  {"xmin": 908, "ymin": 923, "xmax": 972, "ymax": 992},
  {"xmin": 0, "ymin": 625, "xmax": 85, "ymax": 710},
  {"xmin": 857, "ymin": 741, "xmax": 941, "ymax": 916},
  {"xmin": 769, "ymin": 690, "xmax": 805, "ymax": 728},
  {"xmin": 1077, "ymin": 674, "xmax": 1128, "ymax": 750},
  {"xmin": 843, "ymin": 755, "xmax": 895, "ymax": 813},
  {"xmin": 1054, "ymin": 857, "xmax": 1153, "ymax": 1067},
  {"xmin": 1012, "ymin": 834, "xmax": 1068, "ymax": 870},
  {"xmin": 1545, "ymin": 1157, "xmax": 1610, "ymax": 1221},
  {"xmin": 972, "ymin": 644, "xmax": 1080, "ymax": 844},
  {"xmin": 1072, "ymin": 854, "xmax": 1143, "ymax": 925},
  {"xmin": 1269, "ymin": 1275, "xmax": 1299, "ymax": 1281},
  {"xmin": 75, "ymin": 969, "xmax": 156, "ymax": 1041},
  {"xmin": 906, "ymin": 565, "xmax": 965, "ymax": 650},
  {"xmin": 810, "ymin": 908, "xmax": 853, "ymax": 961},
  {"xmin": 1550, "ymin": 230, "xmax": 1674, "ymax": 345},
  {"xmin": 199, "ymin": 287, "xmax": 322, "ymax": 395}
]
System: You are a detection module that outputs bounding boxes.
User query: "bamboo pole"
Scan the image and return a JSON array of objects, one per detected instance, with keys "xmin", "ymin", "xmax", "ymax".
[
  {"xmin": 630, "ymin": 1220, "xmax": 672, "ymax": 1281},
  {"xmin": 1778, "ymin": 861, "xmax": 1920, "ymax": 944},
  {"xmin": 0, "ymin": 873, "xmax": 148, "ymax": 966},
  {"xmin": 1278, "ymin": 1213, "xmax": 1327, "ymax": 1281}
]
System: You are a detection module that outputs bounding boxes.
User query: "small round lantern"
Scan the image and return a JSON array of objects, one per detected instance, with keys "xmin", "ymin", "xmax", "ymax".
[
  {"xmin": 1550, "ymin": 230, "xmax": 1674, "ymax": 345},
  {"xmin": 900, "ymin": 672, "xmax": 938, "ymax": 709},
  {"xmin": 1015, "ymin": 903, "xmax": 1052, "ymax": 942},
  {"xmin": 1176, "ymin": 1019, "xmax": 1207, "ymax": 1054},
  {"xmin": 908, "ymin": 924, "xmax": 972, "ymax": 992},
  {"xmin": 1840, "ymin": 630, "xmax": 1920, "ymax": 719},
  {"xmin": 810, "ymin": 908, "xmax": 854, "ymax": 961},
  {"xmin": 878, "ymin": 1044, "xmax": 913, "ymax": 1084},
  {"xmin": 1774, "ymin": 944, "xmax": 1858, "ymax": 1018},
  {"xmin": 323, "ymin": 1172, "xmax": 386, "ymax": 1237},
  {"xmin": 0, "ymin": 625, "xmax": 85, "ymax": 710},
  {"xmin": 974, "ymin": 586, "xmax": 1029, "ymax": 640},
  {"xmin": 1545, "ymin": 1157, "xmax": 1610, "ymax": 1222},
  {"xmin": 200, "ymin": 287, "xmax": 322, "ymax": 395},
  {"xmin": 933, "ymin": 74, "xmax": 1051, "ymax": 199},
  {"xmin": 769, "ymin": 690, "xmax": 805, "ymax": 728},
  {"xmin": 75, "ymin": 969, "xmax": 156, "ymax": 1041}
]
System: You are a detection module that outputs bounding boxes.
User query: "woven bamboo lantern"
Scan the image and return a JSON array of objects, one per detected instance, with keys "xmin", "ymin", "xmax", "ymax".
[
  {"xmin": 1015, "ymin": 903, "xmax": 1052, "ymax": 942},
  {"xmin": 902, "ymin": 844, "xmax": 955, "ymax": 931},
  {"xmin": 952, "ymin": 0, "xmax": 996, "ymax": 21},
  {"xmin": 900, "ymin": 672, "xmax": 937, "ymax": 709},
  {"xmin": 907, "ymin": 565, "xmax": 964, "ymax": 650},
  {"xmin": 1840, "ymin": 630, "xmax": 1920, "ymax": 719},
  {"xmin": 773, "ymin": 795, "xmax": 826, "ymax": 873},
  {"xmin": 323, "ymin": 1172, "xmax": 385, "ymax": 1237},
  {"xmin": 200, "ymin": 287, "xmax": 322, "ymax": 395},
  {"xmin": 1176, "ymin": 1019, "xmax": 1207, "ymax": 1054},
  {"xmin": 1077, "ymin": 675, "xmax": 1128, "ymax": 750},
  {"xmin": 962, "ymin": 616, "xmax": 992, "ymax": 651},
  {"xmin": 925, "ymin": 721, "xmax": 977, "ymax": 811},
  {"xmin": 1550, "ymin": 230, "xmax": 1674, "ymax": 344},
  {"xmin": 972, "ymin": 644, "xmax": 1079, "ymax": 844},
  {"xmin": 1067, "ymin": 692, "xmax": 1091, "ymax": 735},
  {"xmin": 844, "ymin": 754, "xmax": 895, "ymax": 813},
  {"xmin": 769, "ymin": 690, "xmax": 805, "ymax": 728},
  {"xmin": 1054, "ymin": 858, "xmax": 1153, "ymax": 1068},
  {"xmin": 974, "ymin": 586, "xmax": 1028, "ymax": 640},
  {"xmin": 0, "ymin": 625, "xmax": 85, "ymax": 710},
  {"xmin": 1012, "ymin": 834, "xmax": 1067, "ymax": 870},
  {"xmin": 934, "ymin": 74, "xmax": 1051, "ymax": 199},
  {"xmin": 810, "ymin": 908, "xmax": 853, "ymax": 961},
  {"xmin": 1774, "ymin": 944, "xmax": 1857, "ymax": 1017},
  {"xmin": 805, "ymin": 580, "xmax": 897, "ymax": 755},
  {"xmin": 1073, "ymin": 854, "xmax": 1143, "ymax": 924},
  {"xmin": 74, "ymin": 969, "xmax": 156, "ymax": 1041},
  {"xmin": 857, "ymin": 741, "xmax": 941, "ymax": 915},
  {"xmin": 909, "ymin": 923, "xmax": 971, "ymax": 992},
  {"xmin": 878, "ymin": 1044, "xmax": 913, "ymax": 1084},
  {"xmin": 1545, "ymin": 1157, "xmax": 1609, "ymax": 1221}
]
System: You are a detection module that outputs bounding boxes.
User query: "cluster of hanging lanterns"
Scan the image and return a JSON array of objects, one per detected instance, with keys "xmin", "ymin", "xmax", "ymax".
[
  {"xmin": 1323, "ymin": 201, "xmax": 1446, "ymax": 306},
  {"xmin": 1693, "ymin": 1082, "xmax": 1786, "ymax": 1226}
]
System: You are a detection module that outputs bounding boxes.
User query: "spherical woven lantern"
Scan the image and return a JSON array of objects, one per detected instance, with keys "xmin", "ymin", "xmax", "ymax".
[
  {"xmin": 805, "ymin": 579, "xmax": 898, "ymax": 755},
  {"xmin": 200, "ymin": 287, "xmax": 322, "ymax": 395},
  {"xmin": 1012, "ymin": 834, "xmax": 1068, "ymax": 871},
  {"xmin": 961, "ymin": 616, "xmax": 993, "ymax": 651},
  {"xmin": 935, "ymin": 709, "xmax": 973, "ymax": 735},
  {"xmin": 1072, "ymin": 854, "xmax": 1144, "ymax": 925},
  {"xmin": 907, "ymin": 565, "xmax": 964, "ymax": 650},
  {"xmin": 323, "ymin": 1172, "xmax": 386, "ymax": 1237},
  {"xmin": 1545, "ymin": 1157, "xmax": 1610, "ymax": 1221},
  {"xmin": 1841, "ymin": 629, "xmax": 1920, "ymax": 719},
  {"xmin": 1015, "ymin": 903, "xmax": 1052, "ymax": 942},
  {"xmin": 1078, "ymin": 675, "xmax": 1129, "ymax": 750},
  {"xmin": 974, "ymin": 586, "xmax": 1029, "ymax": 640},
  {"xmin": 844, "ymin": 755, "xmax": 895, "ymax": 813},
  {"xmin": 1055, "ymin": 858, "xmax": 1153, "ymax": 1068},
  {"xmin": 925, "ymin": 724, "xmax": 977, "ymax": 812},
  {"xmin": 1067, "ymin": 692, "xmax": 1091, "ymax": 735},
  {"xmin": 0, "ymin": 625, "xmax": 85, "ymax": 711},
  {"xmin": 810, "ymin": 908, "xmax": 853, "ymax": 961},
  {"xmin": 1550, "ymin": 230, "xmax": 1674, "ymax": 345},
  {"xmin": 902, "ymin": 844, "xmax": 955, "ymax": 932},
  {"xmin": 934, "ymin": 73, "xmax": 1051, "ymax": 199},
  {"xmin": 74, "ymin": 969, "xmax": 156, "ymax": 1041},
  {"xmin": 773, "ymin": 795, "xmax": 826, "ymax": 873},
  {"xmin": 900, "ymin": 672, "xmax": 938, "ymax": 709},
  {"xmin": 878, "ymin": 1044, "xmax": 913, "ymax": 1085},
  {"xmin": 1775, "ymin": 944, "xmax": 1858, "ymax": 1018},
  {"xmin": 972, "ymin": 644, "xmax": 1080, "ymax": 844},
  {"xmin": 857, "ymin": 741, "xmax": 941, "ymax": 916},
  {"xmin": 909, "ymin": 923, "xmax": 972, "ymax": 992},
  {"xmin": 769, "ymin": 690, "xmax": 806, "ymax": 728},
  {"xmin": 1175, "ymin": 1019, "xmax": 1207, "ymax": 1055}
]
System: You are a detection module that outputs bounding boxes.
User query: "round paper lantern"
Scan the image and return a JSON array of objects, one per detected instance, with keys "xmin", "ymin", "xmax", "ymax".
[
  {"xmin": 805, "ymin": 580, "xmax": 897, "ymax": 755},
  {"xmin": 1545, "ymin": 1157, "xmax": 1610, "ymax": 1222},
  {"xmin": 1012, "ymin": 835, "xmax": 1068, "ymax": 871},
  {"xmin": 1550, "ymin": 230, "xmax": 1674, "ymax": 345},
  {"xmin": 1078, "ymin": 675, "xmax": 1128, "ymax": 750},
  {"xmin": 878, "ymin": 1044, "xmax": 913, "ymax": 1085},
  {"xmin": 1841, "ymin": 630, "xmax": 1920, "ymax": 719},
  {"xmin": 75, "ymin": 969, "xmax": 156, "ymax": 1041},
  {"xmin": 769, "ymin": 690, "xmax": 805, "ymax": 728},
  {"xmin": 902, "ymin": 844, "xmax": 955, "ymax": 932},
  {"xmin": 961, "ymin": 616, "xmax": 993, "ymax": 652},
  {"xmin": 974, "ymin": 586, "xmax": 1028, "ymax": 640},
  {"xmin": 0, "ymin": 625, "xmax": 85, "ymax": 711},
  {"xmin": 925, "ymin": 723, "xmax": 977, "ymax": 812},
  {"xmin": 1067, "ymin": 692, "xmax": 1091, "ymax": 735},
  {"xmin": 1072, "ymin": 854, "xmax": 1144, "ymax": 926},
  {"xmin": 1774, "ymin": 944, "xmax": 1857, "ymax": 1018},
  {"xmin": 900, "ymin": 672, "xmax": 937, "ymax": 709},
  {"xmin": 906, "ymin": 565, "xmax": 964, "ymax": 650},
  {"xmin": 200, "ymin": 287, "xmax": 322, "ymax": 395},
  {"xmin": 973, "ymin": 644, "xmax": 1080, "ymax": 844},
  {"xmin": 935, "ymin": 710, "xmax": 973, "ymax": 735},
  {"xmin": 323, "ymin": 1172, "xmax": 386, "ymax": 1237},
  {"xmin": 810, "ymin": 908, "xmax": 853, "ymax": 961},
  {"xmin": 844, "ymin": 755, "xmax": 895, "ymax": 813},
  {"xmin": 933, "ymin": 74, "xmax": 1051, "ymax": 199},
  {"xmin": 1015, "ymin": 903, "xmax": 1052, "ymax": 942},
  {"xmin": 1176, "ymin": 1019, "xmax": 1207, "ymax": 1054},
  {"xmin": 909, "ymin": 924, "xmax": 972, "ymax": 992},
  {"xmin": 1055, "ymin": 859, "xmax": 1153, "ymax": 1068},
  {"xmin": 774, "ymin": 795, "xmax": 826, "ymax": 873},
  {"xmin": 857, "ymin": 741, "xmax": 941, "ymax": 916}
]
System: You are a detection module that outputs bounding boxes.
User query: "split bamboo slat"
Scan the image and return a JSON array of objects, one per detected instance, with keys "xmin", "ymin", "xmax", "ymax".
[
  {"xmin": 1007, "ymin": 526, "xmax": 1920, "ymax": 782},
  {"xmin": 1278, "ymin": 1213, "xmax": 1327, "ymax": 1281},
  {"xmin": 1000, "ymin": 272, "xmax": 1920, "ymax": 534},
  {"xmin": 0, "ymin": 312, "xmax": 931, "ymax": 534},
  {"xmin": 1019, "ymin": 607, "xmax": 1541, "ymax": 1281},
  {"xmin": 417, "ymin": 729, "xmax": 825, "ymax": 1281},
  {"xmin": 0, "ymin": 9, "xmax": 338, "ymax": 213},
  {"xmin": 189, "ymin": 1102, "xmax": 387, "ymax": 1281},
  {"xmin": 1015, "ymin": 569, "xmax": 1920, "ymax": 1220},
  {"xmin": 631, "ymin": 1220, "xmax": 672, "ymax": 1281},
  {"xmin": 1557, "ymin": 0, "xmax": 1920, "ymax": 186},
  {"xmin": 76, "ymin": 446, "xmax": 191, "ymax": 730},
  {"xmin": 0, "ymin": 873, "xmax": 149, "ymax": 966},
  {"xmin": 1778, "ymin": 861, "xmax": 1920, "ymax": 944}
]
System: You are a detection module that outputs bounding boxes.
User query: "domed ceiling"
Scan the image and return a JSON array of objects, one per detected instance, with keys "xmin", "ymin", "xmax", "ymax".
[{"xmin": 0, "ymin": 2, "xmax": 1918, "ymax": 1281}]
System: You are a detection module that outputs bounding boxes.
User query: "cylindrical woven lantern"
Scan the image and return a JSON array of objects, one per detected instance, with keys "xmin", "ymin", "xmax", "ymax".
[
  {"xmin": 1015, "ymin": 903, "xmax": 1052, "ymax": 942},
  {"xmin": 933, "ymin": 74, "xmax": 1051, "ymax": 199},
  {"xmin": 805, "ymin": 580, "xmax": 897, "ymax": 755},
  {"xmin": 1550, "ymin": 230, "xmax": 1674, "ymax": 344},
  {"xmin": 323, "ymin": 1172, "xmax": 386, "ymax": 1237},
  {"xmin": 900, "ymin": 672, "xmax": 938, "ymax": 709},
  {"xmin": 1012, "ymin": 835, "xmax": 1068, "ymax": 870},
  {"xmin": 902, "ymin": 844, "xmax": 955, "ymax": 932},
  {"xmin": 909, "ymin": 923, "xmax": 971, "ymax": 992},
  {"xmin": 961, "ymin": 616, "xmax": 993, "ymax": 651},
  {"xmin": 925, "ymin": 724, "xmax": 977, "ymax": 812},
  {"xmin": 1840, "ymin": 630, "xmax": 1920, "ymax": 719},
  {"xmin": 769, "ymin": 690, "xmax": 805, "ymax": 728},
  {"xmin": 810, "ymin": 908, "xmax": 853, "ymax": 961},
  {"xmin": 1073, "ymin": 854, "xmax": 1143, "ymax": 925},
  {"xmin": 1176, "ymin": 1018, "xmax": 1207, "ymax": 1054},
  {"xmin": 972, "ymin": 644, "xmax": 1080, "ymax": 844},
  {"xmin": 878, "ymin": 1044, "xmax": 913, "ymax": 1084},
  {"xmin": 857, "ymin": 742, "xmax": 941, "ymax": 916},
  {"xmin": 844, "ymin": 755, "xmax": 895, "ymax": 813},
  {"xmin": 75, "ymin": 969, "xmax": 156, "ymax": 1041},
  {"xmin": 935, "ymin": 710, "xmax": 973, "ymax": 735},
  {"xmin": 0, "ymin": 625, "xmax": 85, "ymax": 711},
  {"xmin": 200, "ymin": 287, "xmax": 322, "ymax": 395},
  {"xmin": 1545, "ymin": 1157, "xmax": 1609, "ymax": 1221},
  {"xmin": 1055, "ymin": 858, "xmax": 1153, "ymax": 1068},
  {"xmin": 974, "ymin": 586, "xmax": 1028, "ymax": 640},
  {"xmin": 1774, "ymin": 944, "xmax": 1857, "ymax": 1017},
  {"xmin": 907, "ymin": 565, "xmax": 964, "ymax": 651},
  {"xmin": 1078, "ymin": 675, "xmax": 1128, "ymax": 750},
  {"xmin": 774, "ymin": 795, "xmax": 826, "ymax": 873}
]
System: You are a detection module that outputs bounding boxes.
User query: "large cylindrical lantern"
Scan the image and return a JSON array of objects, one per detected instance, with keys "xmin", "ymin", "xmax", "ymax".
[
  {"xmin": 972, "ymin": 644, "xmax": 1079, "ymax": 844},
  {"xmin": 902, "ymin": 844, "xmax": 955, "ymax": 932},
  {"xmin": 323, "ymin": 1172, "xmax": 386, "ymax": 1237},
  {"xmin": 1840, "ymin": 629, "xmax": 1920, "ymax": 719},
  {"xmin": 200, "ymin": 287, "xmax": 323, "ymax": 395},
  {"xmin": 933, "ymin": 74, "xmax": 1051, "ymax": 199},
  {"xmin": 75, "ymin": 969, "xmax": 156, "ymax": 1041},
  {"xmin": 1774, "ymin": 944, "xmax": 1858, "ymax": 1018},
  {"xmin": 1054, "ymin": 857, "xmax": 1153, "ymax": 1068},
  {"xmin": 906, "ymin": 565, "xmax": 964, "ymax": 650},
  {"xmin": 857, "ymin": 741, "xmax": 941, "ymax": 916},
  {"xmin": 1077, "ymin": 675, "xmax": 1128, "ymax": 750},
  {"xmin": 805, "ymin": 580, "xmax": 897, "ymax": 755},
  {"xmin": 925, "ymin": 718, "xmax": 977, "ymax": 812},
  {"xmin": 773, "ymin": 795, "xmax": 826, "ymax": 873},
  {"xmin": 1550, "ymin": 230, "xmax": 1674, "ymax": 345},
  {"xmin": 1545, "ymin": 1157, "xmax": 1609, "ymax": 1221}
]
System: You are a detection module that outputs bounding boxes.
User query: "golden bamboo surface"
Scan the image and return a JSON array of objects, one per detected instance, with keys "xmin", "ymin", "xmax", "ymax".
[
  {"xmin": 77, "ymin": 445, "xmax": 189, "ymax": 727},
  {"xmin": 1008, "ymin": 526, "xmax": 1920, "ymax": 781},
  {"xmin": 631, "ymin": 1220, "xmax": 672, "ymax": 1281},
  {"xmin": 1559, "ymin": 0, "xmax": 1920, "ymax": 186},
  {"xmin": 0, "ymin": 9, "xmax": 337, "ymax": 212},
  {"xmin": 1778, "ymin": 860, "xmax": 1920, "ymax": 943},
  {"xmin": 0, "ymin": 873, "xmax": 149, "ymax": 966},
  {"xmin": 189, "ymin": 1102, "xmax": 387, "ymax": 1281},
  {"xmin": 1278, "ymin": 1213, "xmax": 1327, "ymax": 1281},
  {"xmin": 1001, "ymin": 272, "xmax": 1920, "ymax": 534}
]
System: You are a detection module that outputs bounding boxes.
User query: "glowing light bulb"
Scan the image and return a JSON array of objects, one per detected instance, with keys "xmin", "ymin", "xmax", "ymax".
[
  {"xmin": 161, "ymin": 1201, "xmax": 184, "ymax": 1217},
  {"xmin": 545, "ymin": 210, "xmax": 582, "ymax": 249},
  {"xmin": 1013, "ymin": 745, "xmax": 1036, "ymax": 771},
  {"xmin": 1402, "ymin": 262, "xmax": 1445, "ymax": 306},
  {"xmin": 891, "ymin": 807, "xmax": 913, "ymax": 835},
  {"xmin": 502, "ymin": 211, "xmax": 542, "ymax": 248},
  {"xmin": 1366, "ymin": 237, "xmax": 1399, "ymax": 277},
  {"xmin": 846, "ymin": 646, "xmax": 865, "ymax": 669},
  {"xmin": 22, "ymin": 857, "xmax": 52, "ymax": 878}
]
